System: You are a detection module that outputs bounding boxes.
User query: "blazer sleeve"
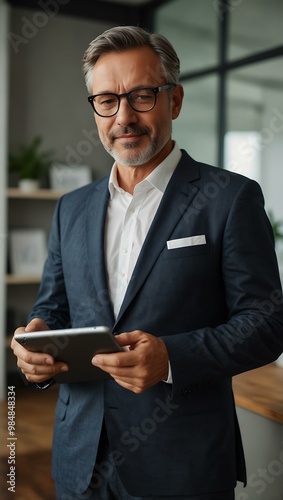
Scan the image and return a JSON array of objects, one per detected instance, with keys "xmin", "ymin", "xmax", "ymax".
[
  {"xmin": 28, "ymin": 197, "xmax": 71, "ymax": 329},
  {"xmin": 161, "ymin": 178, "xmax": 283, "ymax": 396}
]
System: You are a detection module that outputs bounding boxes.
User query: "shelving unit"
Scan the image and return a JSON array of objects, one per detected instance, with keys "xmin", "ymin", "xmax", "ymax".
[
  {"xmin": 7, "ymin": 187, "xmax": 64, "ymax": 200},
  {"xmin": 5, "ymin": 188, "xmax": 63, "ymax": 380},
  {"xmin": 5, "ymin": 274, "xmax": 42, "ymax": 285}
]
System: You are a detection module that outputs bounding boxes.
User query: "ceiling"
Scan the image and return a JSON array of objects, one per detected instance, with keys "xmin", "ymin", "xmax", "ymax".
[
  {"xmin": 6, "ymin": 0, "xmax": 170, "ymax": 28},
  {"xmin": 99, "ymin": 0, "xmax": 151, "ymax": 4}
]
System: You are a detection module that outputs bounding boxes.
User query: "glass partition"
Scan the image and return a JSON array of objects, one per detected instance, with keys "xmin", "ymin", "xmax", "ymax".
[
  {"xmin": 174, "ymin": 76, "xmax": 218, "ymax": 166},
  {"xmin": 228, "ymin": 0, "xmax": 283, "ymax": 60},
  {"xmin": 156, "ymin": 0, "xmax": 219, "ymax": 73},
  {"xmin": 225, "ymin": 57, "xmax": 283, "ymax": 269}
]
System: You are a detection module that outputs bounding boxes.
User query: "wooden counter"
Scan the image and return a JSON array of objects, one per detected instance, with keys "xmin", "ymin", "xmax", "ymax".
[{"xmin": 233, "ymin": 362, "xmax": 283, "ymax": 424}]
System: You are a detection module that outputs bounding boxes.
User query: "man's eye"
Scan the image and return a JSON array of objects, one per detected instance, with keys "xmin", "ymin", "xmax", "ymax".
[
  {"xmin": 133, "ymin": 91, "xmax": 153, "ymax": 101},
  {"xmin": 97, "ymin": 96, "xmax": 117, "ymax": 106},
  {"xmin": 137, "ymin": 94, "xmax": 151, "ymax": 100}
]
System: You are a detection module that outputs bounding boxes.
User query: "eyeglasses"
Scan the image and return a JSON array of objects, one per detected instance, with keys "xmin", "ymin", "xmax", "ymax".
[{"xmin": 87, "ymin": 83, "xmax": 176, "ymax": 117}]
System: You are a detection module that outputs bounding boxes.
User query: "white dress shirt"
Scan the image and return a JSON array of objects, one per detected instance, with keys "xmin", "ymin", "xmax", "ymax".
[{"xmin": 105, "ymin": 143, "xmax": 182, "ymax": 383}]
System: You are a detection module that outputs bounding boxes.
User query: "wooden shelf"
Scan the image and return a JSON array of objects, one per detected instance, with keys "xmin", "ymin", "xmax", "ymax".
[
  {"xmin": 7, "ymin": 187, "xmax": 64, "ymax": 200},
  {"xmin": 6, "ymin": 334, "xmax": 13, "ymax": 347},
  {"xmin": 6, "ymin": 274, "xmax": 42, "ymax": 285},
  {"xmin": 233, "ymin": 362, "xmax": 283, "ymax": 424}
]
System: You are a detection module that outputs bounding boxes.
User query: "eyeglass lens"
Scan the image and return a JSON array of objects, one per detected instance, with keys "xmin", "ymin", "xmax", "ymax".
[{"xmin": 93, "ymin": 88, "xmax": 156, "ymax": 116}]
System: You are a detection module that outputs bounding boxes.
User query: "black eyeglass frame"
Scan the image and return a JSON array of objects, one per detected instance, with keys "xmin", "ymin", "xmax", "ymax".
[{"xmin": 87, "ymin": 83, "xmax": 176, "ymax": 117}]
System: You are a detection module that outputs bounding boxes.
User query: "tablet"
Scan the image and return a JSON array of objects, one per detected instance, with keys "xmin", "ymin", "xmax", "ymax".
[{"xmin": 14, "ymin": 326, "xmax": 123, "ymax": 383}]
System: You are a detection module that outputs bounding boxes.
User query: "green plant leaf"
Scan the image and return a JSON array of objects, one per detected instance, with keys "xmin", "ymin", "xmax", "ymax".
[{"xmin": 9, "ymin": 136, "xmax": 55, "ymax": 180}]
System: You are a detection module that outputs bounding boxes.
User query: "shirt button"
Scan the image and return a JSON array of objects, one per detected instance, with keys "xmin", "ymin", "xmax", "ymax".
[{"xmin": 123, "ymin": 248, "xmax": 128, "ymax": 254}]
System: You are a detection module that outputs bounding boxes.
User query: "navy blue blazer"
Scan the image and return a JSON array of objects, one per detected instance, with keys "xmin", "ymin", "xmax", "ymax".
[{"xmin": 30, "ymin": 151, "xmax": 283, "ymax": 497}]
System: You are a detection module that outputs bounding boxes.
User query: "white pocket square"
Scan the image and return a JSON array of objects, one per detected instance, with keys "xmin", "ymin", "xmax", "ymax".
[{"xmin": 167, "ymin": 235, "xmax": 206, "ymax": 250}]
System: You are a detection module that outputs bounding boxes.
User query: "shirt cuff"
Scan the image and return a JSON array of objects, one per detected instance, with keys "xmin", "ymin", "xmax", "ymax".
[
  {"xmin": 163, "ymin": 361, "xmax": 173, "ymax": 384},
  {"xmin": 35, "ymin": 378, "xmax": 55, "ymax": 390}
]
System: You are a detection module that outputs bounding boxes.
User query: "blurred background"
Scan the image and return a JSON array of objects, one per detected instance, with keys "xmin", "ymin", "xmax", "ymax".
[{"xmin": 0, "ymin": 1, "xmax": 282, "ymax": 498}]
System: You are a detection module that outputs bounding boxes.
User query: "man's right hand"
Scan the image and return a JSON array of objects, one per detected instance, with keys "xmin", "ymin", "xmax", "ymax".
[{"xmin": 11, "ymin": 318, "xmax": 69, "ymax": 383}]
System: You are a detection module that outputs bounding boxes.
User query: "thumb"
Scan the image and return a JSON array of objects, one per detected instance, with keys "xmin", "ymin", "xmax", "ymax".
[
  {"xmin": 25, "ymin": 318, "xmax": 50, "ymax": 333},
  {"xmin": 114, "ymin": 330, "xmax": 143, "ymax": 347}
]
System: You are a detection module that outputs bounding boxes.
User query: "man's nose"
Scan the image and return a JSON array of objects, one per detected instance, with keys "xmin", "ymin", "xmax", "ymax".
[{"xmin": 116, "ymin": 97, "xmax": 138, "ymax": 126}]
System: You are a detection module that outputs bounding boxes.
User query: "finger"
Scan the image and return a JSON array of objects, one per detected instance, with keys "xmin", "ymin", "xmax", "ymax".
[
  {"xmin": 92, "ymin": 350, "xmax": 136, "ymax": 370},
  {"xmin": 18, "ymin": 357, "xmax": 68, "ymax": 374},
  {"xmin": 11, "ymin": 325, "xmax": 27, "ymax": 350},
  {"xmin": 12, "ymin": 340, "xmax": 55, "ymax": 366},
  {"xmin": 112, "ymin": 376, "xmax": 147, "ymax": 394},
  {"xmin": 97, "ymin": 359, "xmax": 149, "ymax": 387},
  {"xmin": 11, "ymin": 318, "xmax": 53, "ymax": 364},
  {"xmin": 114, "ymin": 331, "xmax": 143, "ymax": 347},
  {"xmin": 25, "ymin": 317, "xmax": 50, "ymax": 332},
  {"xmin": 13, "ymin": 325, "xmax": 26, "ymax": 335},
  {"xmin": 18, "ymin": 360, "xmax": 68, "ymax": 383}
]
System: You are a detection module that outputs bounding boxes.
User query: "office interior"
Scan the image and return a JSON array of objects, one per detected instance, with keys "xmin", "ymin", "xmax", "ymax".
[{"xmin": 0, "ymin": 1, "xmax": 282, "ymax": 499}]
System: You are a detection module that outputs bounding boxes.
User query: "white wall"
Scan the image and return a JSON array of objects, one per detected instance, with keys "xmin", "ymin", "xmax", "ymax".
[
  {"xmin": 260, "ymin": 88, "xmax": 283, "ymax": 276},
  {"xmin": 235, "ymin": 408, "xmax": 283, "ymax": 500},
  {"xmin": 0, "ymin": 1, "xmax": 9, "ymax": 400},
  {"xmin": 8, "ymin": 7, "xmax": 114, "ymax": 179}
]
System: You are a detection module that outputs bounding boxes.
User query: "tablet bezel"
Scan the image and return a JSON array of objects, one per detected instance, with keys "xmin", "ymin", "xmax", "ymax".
[{"xmin": 14, "ymin": 326, "xmax": 123, "ymax": 383}]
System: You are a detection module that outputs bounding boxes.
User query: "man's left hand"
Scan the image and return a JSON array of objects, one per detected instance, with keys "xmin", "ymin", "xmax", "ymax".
[{"xmin": 92, "ymin": 330, "xmax": 169, "ymax": 393}]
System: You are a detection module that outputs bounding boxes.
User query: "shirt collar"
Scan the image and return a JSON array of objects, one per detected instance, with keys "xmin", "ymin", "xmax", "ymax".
[{"xmin": 108, "ymin": 143, "xmax": 182, "ymax": 199}]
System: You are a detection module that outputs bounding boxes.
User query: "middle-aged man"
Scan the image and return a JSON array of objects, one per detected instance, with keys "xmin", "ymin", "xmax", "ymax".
[{"xmin": 11, "ymin": 26, "xmax": 283, "ymax": 500}]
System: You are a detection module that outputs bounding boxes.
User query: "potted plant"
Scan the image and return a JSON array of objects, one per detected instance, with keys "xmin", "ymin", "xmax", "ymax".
[{"xmin": 9, "ymin": 136, "xmax": 54, "ymax": 191}]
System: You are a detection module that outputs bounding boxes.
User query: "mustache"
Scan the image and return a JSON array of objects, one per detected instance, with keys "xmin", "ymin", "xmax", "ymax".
[{"xmin": 109, "ymin": 126, "xmax": 150, "ymax": 140}]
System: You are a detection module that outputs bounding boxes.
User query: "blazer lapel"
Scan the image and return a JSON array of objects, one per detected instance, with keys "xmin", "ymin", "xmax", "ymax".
[
  {"xmin": 114, "ymin": 151, "xmax": 200, "ymax": 325},
  {"xmin": 85, "ymin": 178, "xmax": 115, "ymax": 323}
]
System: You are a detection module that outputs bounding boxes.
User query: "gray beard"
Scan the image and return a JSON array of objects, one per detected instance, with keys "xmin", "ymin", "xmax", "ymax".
[
  {"xmin": 111, "ymin": 147, "xmax": 156, "ymax": 167},
  {"xmin": 102, "ymin": 138, "xmax": 159, "ymax": 167}
]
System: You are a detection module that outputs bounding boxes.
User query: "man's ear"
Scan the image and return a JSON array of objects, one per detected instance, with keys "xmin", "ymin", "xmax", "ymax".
[{"xmin": 172, "ymin": 84, "xmax": 184, "ymax": 120}]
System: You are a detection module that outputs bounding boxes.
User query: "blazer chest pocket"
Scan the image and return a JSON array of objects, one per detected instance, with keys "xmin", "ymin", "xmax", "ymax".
[{"xmin": 163, "ymin": 236, "xmax": 210, "ymax": 260}]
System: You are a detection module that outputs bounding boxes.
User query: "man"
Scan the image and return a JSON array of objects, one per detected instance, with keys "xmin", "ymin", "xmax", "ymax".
[{"xmin": 11, "ymin": 26, "xmax": 283, "ymax": 500}]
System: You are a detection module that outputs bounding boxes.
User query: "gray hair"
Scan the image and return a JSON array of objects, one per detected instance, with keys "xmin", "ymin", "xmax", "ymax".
[{"xmin": 82, "ymin": 25, "xmax": 180, "ymax": 93}]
